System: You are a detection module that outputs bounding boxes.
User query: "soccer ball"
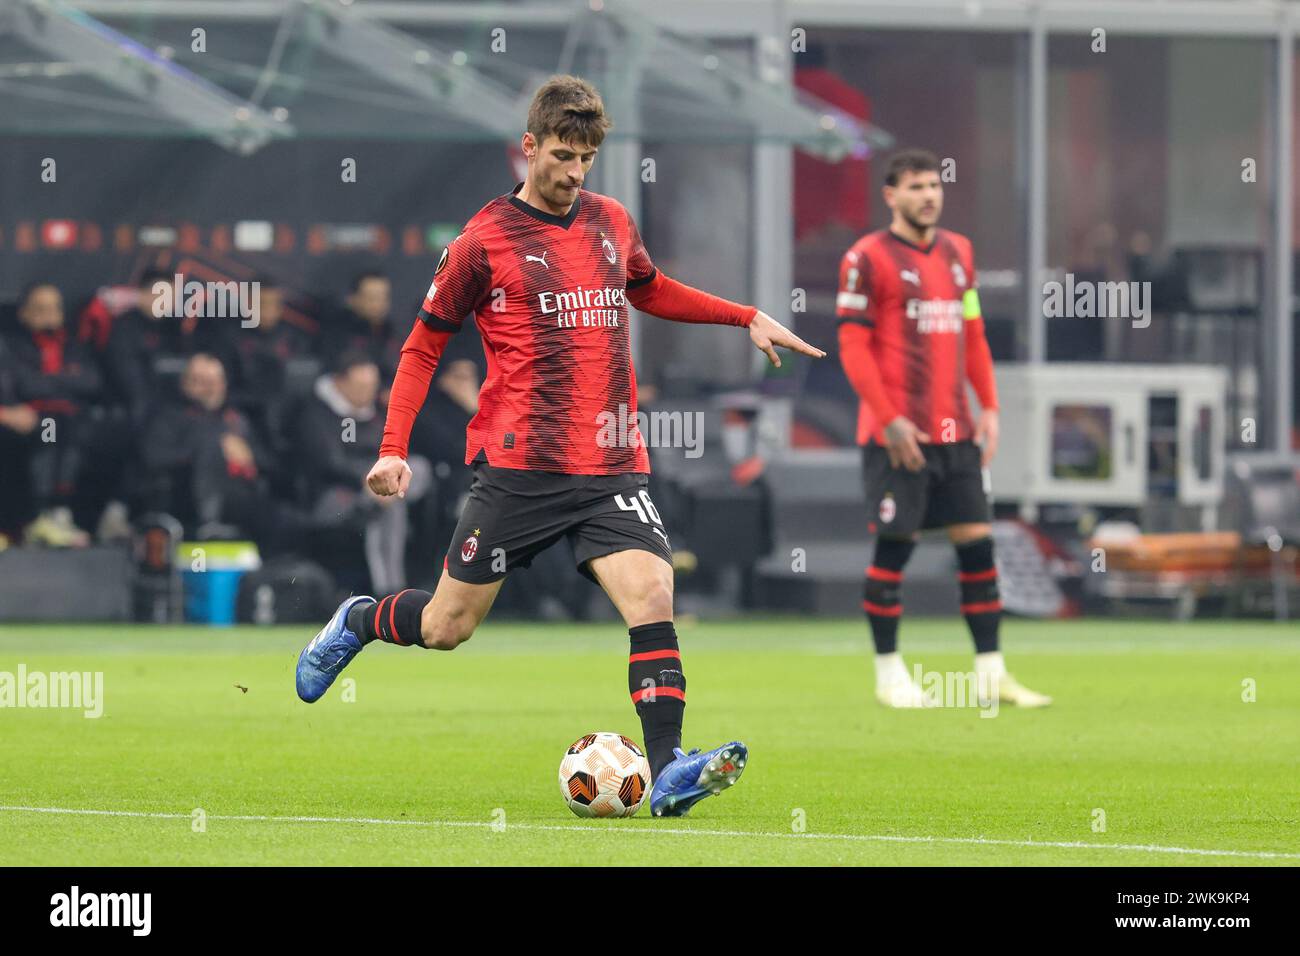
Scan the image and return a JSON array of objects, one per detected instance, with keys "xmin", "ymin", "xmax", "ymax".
[{"xmin": 558, "ymin": 732, "xmax": 651, "ymax": 818}]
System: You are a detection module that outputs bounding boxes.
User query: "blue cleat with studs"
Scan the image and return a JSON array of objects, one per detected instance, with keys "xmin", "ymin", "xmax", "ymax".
[
  {"xmin": 649, "ymin": 741, "xmax": 747, "ymax": 817},
  {"xmin": 295, "ymin": 595, "xmax": 375, "ymax": 703}
]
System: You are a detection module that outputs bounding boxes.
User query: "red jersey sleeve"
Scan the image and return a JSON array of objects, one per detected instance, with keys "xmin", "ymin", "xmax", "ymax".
[
  {"xmin": 625, "ymin": 211, "xmax": 657, "ymax": 291},
  {"xmin": 838, "ymin": 323, "xmax": 898, "ymax": 426},
  {"xmin": 959, "ymin": 242, "xmax": 998, "ymax": 410},
  {"xmin": 835, "ymin": 248, "xmax": 877, "ymax": 327},
  {"xmin": 627, "ymin": 273, "xmax": 756, "ymax": 327},
  {"xmin": 418, "ymin": 231, "xmax": 491, "ymax": 332},
  {"xmin": 378, "ymin": 322, "xmax": 452, "ymax": 459}
]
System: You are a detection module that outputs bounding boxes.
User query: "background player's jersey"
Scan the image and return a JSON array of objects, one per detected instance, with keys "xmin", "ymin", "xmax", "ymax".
[
  {"xmin": 420, "ymin": 185, "xmax": 656, "ymax": 474},
  {"xmin": 836, "ymin": 227, "xmax": 981, "ymax": 445}
]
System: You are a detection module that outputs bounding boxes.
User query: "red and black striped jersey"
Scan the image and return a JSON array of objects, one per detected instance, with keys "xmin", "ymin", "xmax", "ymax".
[
  {"xmin": 420, "ymin": 185, "xmax": 656, "ymax": 474},
  {"xmin": 836, "ymin": 228, "xmax": 983, "ymax": 445}
]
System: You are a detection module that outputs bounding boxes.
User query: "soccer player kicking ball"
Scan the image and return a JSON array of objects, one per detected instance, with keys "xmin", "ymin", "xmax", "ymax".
[
  {"xmin": 836, "ymin": 148, "xmax": 1050, "ymax": 710},
  {"xmin": 296, "ymin": 76, "xmax": 824, "ymax": 816}
]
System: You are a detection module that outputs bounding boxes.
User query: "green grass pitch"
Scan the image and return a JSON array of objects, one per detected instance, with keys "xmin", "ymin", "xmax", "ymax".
[{"xmin": 0, "ymin": 617, "xmax": 1296, "ymax": 866}]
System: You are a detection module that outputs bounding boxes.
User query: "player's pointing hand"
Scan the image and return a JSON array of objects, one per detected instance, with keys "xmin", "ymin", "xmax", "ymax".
[
  {"xmin": 367, "ymin": 455, "xmax": 413, "ymax": 498},
  {"xmin": 748, "ymin": 311, "xmax": 826, "ymax": 368}
]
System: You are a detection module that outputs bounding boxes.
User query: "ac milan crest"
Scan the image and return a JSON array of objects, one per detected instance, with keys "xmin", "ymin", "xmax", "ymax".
[
  {"xmin": 460, "ymin": 531, "xmax": 480, "ymax": 562},
  {"xmin": 879, "ymin": 495, "xmax": 897, "ymax": 524}
]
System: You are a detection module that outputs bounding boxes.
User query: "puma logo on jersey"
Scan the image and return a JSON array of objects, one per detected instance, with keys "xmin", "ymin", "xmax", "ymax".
[
  {"xmin": 525, "ymin": 251, "xmax": 549, "ymax": 269},
  {"xmin": 901, "ymin": 269, "xmax": 921, "ymax": 286}
]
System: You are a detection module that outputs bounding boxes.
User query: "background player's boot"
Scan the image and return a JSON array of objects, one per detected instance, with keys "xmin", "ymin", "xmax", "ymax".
[
  {"xmin": 876, "ymin": 678, "xmax": 934, "ymax": 708},
  {"xmin": 975, "ymin": 651, "xmax": 1051, "ymax": 707},
  {"xmin": 649, "ymin": 742, "xmax": 747, "ymax": 817},
  {"xmin": 295, "ymin": 595, "xmax": 375, "ymax": 703},
  {"xmin": 993, "ymin": 674, "xmax": 1052, "ymax": 708},
  {"xmin": 875, "ymin": 653, "xmax": 934, "ymax": 708}
]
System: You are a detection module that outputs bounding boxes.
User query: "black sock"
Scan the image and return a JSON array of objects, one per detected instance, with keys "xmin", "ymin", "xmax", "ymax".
[
  {"xmin": 864, "ymin": 536, "xmax": 915, "ymax": 655},
  {"xmin": 628, "ymin": 621, "xmax": 685, "ymax": 780},
  {"xmin": 956, "ymin": 537, "xmax": 1001, "ymax": 654},
  {"xmin": 347, "ymin": 590, "xmax": 432, "ymax": 647}
]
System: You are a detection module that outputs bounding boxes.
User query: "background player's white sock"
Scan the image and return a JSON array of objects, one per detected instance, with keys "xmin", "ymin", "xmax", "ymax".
[
  {"xmin": 875, "ymin": 651, "xmax": 910, "ymax": 687},
  {"xmin": 974, "ymin": 650, "xmax": 1006, "ymax": 678}
]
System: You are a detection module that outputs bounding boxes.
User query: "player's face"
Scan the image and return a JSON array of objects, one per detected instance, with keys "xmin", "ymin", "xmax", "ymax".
[
  {"xmin": 885, "ymin": 170, "xmax": 943, "ymax": 232},
  {"xmin": 525, "ymin": 133, "xmax": 597, "ymax": 212}
]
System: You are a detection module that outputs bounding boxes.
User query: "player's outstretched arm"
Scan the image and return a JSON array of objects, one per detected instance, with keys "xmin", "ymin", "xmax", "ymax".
[
  {"xmin": 627, "ymin": 273, "xmax": 824, "ymax": 366},
  {"xmin": 748, "ymin": 310, "xmax": 825, "ymax": 367}
]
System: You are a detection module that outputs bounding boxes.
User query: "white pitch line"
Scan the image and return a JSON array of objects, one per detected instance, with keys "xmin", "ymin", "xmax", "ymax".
[{"xmin": 1, "ymin": 805, "xmax": 1297, "ymax": 861}]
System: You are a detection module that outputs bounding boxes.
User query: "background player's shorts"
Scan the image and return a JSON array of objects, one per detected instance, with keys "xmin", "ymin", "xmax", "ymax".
[
  {"xmin": 445, "ymin": 463, "xmax": 673, "ymax": 585},
  {"xmin": 861, "ymin": 439, "xmax": 990, "ymax": 536}
]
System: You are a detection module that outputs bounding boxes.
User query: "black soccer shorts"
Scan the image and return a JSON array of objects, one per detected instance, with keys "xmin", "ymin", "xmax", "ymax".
[
  {"xmin": 444, "ymin": 462, "xmax": 673, "ymax": 585},
  {"xmin": 861, "ymin": 439, "xmax": 991, "ymax": 536}
]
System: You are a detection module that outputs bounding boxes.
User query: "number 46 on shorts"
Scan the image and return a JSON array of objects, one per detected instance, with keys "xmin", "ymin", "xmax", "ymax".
[{"xmin": 614, "ymin": 490, "xmax": 663, "ymax": 526}]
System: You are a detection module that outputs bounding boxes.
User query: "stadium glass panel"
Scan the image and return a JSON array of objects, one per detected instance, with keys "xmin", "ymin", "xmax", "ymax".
[{"xmin": 1046, "ymin": 34, "xmax": 1275, "ymax": 451}]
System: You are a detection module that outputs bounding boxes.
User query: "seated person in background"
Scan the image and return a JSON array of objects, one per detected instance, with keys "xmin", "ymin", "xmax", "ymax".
[
  {"xmin": 319, "ymin": 270, "xmax": 402, "ymax": 384},
  {"xmin": 104, "ymin": 269, "xmax": 225, "ymax": 427},
  {"xmin": 142, "ymin": 353, "xmax": 270, "ymax": 542},
  {"xmin": 3, "ymin": 282, "xmax": 102, "ymax": 547},
  {"xmin": 298, "ymin": 351, "xmax": 430, "ymax": 594},
  {"xmin": 222, "ymin": 277, "xmax": 312, "ymax": 463}
]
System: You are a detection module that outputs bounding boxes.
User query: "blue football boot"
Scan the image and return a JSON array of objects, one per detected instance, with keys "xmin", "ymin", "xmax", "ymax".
[
  {"xmin": 649, "ymin": 741, "xmax": 747, "ymax": 817},
  {"xmin": 295, "ymin": 595, "xmax": 375, "ymax": 703}
]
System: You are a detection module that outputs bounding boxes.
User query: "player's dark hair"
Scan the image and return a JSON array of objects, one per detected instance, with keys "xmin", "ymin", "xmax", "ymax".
[
  {"xmin": 527, "ymin": 75, "xmax": 612, "ymax": 149},
  {"xmin": 332, "ymin": 350, "xmax": 376, "ymax": 378},
  {"xmin": 349, "ymin": 270, "xmax": 388, "ymax": 294},
  {"xmin": 884, "ymin": 148, "xmax": 941, "ymax": 187}
]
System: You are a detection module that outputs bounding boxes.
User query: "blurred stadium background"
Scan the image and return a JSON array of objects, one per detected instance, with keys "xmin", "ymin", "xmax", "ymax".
[{"xmin": 0, "ymin": 0, "xmax": 1296, "ymax": 627}]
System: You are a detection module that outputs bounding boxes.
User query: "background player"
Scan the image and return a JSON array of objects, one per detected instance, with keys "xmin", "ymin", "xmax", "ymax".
[
  {"xmin": 836, "ymin": 148, "xmax": 1051, "ymax": 709},
  {"xmin": 296, "ymin": 75, "xmax": 824, "ymax": 816}
]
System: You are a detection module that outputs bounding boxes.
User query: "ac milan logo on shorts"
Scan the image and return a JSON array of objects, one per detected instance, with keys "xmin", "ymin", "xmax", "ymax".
[
  {"xmin": 879, "ymin": 495, "xmax": 897, "ymax": 524},
  {"xmin": 601, "ymin": 234, "xmax": 617, "ymax": 264},
  {"xmin": 460, "ymin": 534, "xmax": 479, "ymax": 562}
]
